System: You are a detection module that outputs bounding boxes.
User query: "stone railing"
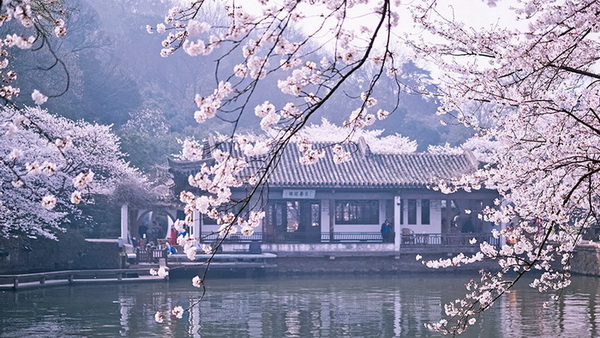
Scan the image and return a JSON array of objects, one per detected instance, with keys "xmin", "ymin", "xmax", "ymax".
[{"xmin": 199, "ymin": 232, "xmax": 498, "ymax": 246}]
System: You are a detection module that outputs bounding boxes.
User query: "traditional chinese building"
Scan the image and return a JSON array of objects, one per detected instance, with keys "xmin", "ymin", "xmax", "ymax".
[{"xmin": 165, "ymin": 137, "xmax": 499, "ymax": 254}]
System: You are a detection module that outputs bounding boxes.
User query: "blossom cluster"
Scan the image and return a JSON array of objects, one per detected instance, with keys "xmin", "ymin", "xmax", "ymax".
[
  {"xmin": 0, "ymin": 2, "xmax": 119, "ymax": 241},
  {"xmin": 149, "ymin": 266, "xmax": 169, "ymax": 278},
  {"xmin": 193, "ymin": 81, "xmax": 233, "ymax": 123},
  {"xmin": 236, "ymin": 136, "xmax": 270, "ymax": 157},
  {"xmin": 277, "ymin": 61, "xmax": 322, "ymax": 97},
  {"xmin": 297, "ymin": 141, "xmax": 325, "ymax": 165},
  {"xmin": 331, "ymin": 144, "xmax": 351, "ymax": 164},
  {"xmin": 254, "ymin": 101, "xmax": 280, "ymax": 131}
]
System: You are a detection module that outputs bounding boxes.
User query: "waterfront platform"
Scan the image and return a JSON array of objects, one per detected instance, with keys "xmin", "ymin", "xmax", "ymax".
[
  {"xmin": 0, "ymin": 268, "xmax": 166, "ymax": 291},
  {"xmin": 129, "ymin": 252, "xmax": 278, "ymax": 278},
  {"xmin": 127, "ymin": 252, "xmax": 277, "ymax": 265}
]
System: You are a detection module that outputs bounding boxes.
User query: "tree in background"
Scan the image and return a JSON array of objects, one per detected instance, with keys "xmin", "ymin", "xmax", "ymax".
[
  {"xmin": 118, "ymin": 108, "xmax": 177, "ymax": 172},
  {"xmin": 152, "ymin": 0, "xmax": 600, "ymax": 334},
  {"xmin": 298, "ymin": 118, "xmax": 417, "ymax": 154}
]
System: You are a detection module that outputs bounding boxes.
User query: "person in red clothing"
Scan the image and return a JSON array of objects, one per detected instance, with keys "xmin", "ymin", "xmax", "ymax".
[{"xmin": 169, "ymin": 226, "xmax": 178, "ymax": 246}]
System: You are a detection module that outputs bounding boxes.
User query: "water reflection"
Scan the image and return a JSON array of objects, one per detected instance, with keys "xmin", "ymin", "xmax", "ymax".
[
  {"xmin": 1, "ymin": 274, "xmax": 600, "ymax": 337},
  {"xmin": 492, "ymin": 276, "xmax": 600, "ymax": 338}
]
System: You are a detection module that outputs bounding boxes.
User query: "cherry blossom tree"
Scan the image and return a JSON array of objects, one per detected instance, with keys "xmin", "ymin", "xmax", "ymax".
[
  {"xmin": 152, "ymin": 0, "xmax": 599, "ymax": 333},
  {"xmin": 0, "ymin": 105, "xmax": 146, "ymax": 239},
  {"xmin": 0, "ymin": 0, "xmax": 71, "ymax": 233},
  {"xmin": 399, "ymin": 0, "xmax": 599, "ymax": 333}
]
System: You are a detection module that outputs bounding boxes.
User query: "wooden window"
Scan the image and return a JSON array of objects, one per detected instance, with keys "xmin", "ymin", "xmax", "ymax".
[
  {"xmin": 286, "ymin": 201, "xmax": 300, "ymax": 232},
  {"xmin": 267, "ymin": 201, "xmax": 285, "ymax": 231},
  {"xmin": 407, "ymin": 199, "xmax": 417, "ymax": 225},
  {"xmin": 335, "ymin": 200, "xmax": 379, "ymax": 224},
  {"xmin": 421, "ymin": 199, "xmax": 430, "ymax": 225},
  {"xmin": 202, "ymin": 214, "xmax": 218, "ymax": 225},
  {"xmin": 311, "ymin": 203, "xmax": 320, "ymax": 227}
]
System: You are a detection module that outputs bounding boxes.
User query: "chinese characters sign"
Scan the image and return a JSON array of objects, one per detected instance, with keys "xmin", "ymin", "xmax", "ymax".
[{"xmin": 282, "ymin": 189, "xmax": 316, "ymax": 199}]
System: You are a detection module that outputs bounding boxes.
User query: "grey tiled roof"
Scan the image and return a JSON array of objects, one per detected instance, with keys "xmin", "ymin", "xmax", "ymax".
[{"xmin": 169, "ymin": 140, "xmax": 478, "ymax": 189}]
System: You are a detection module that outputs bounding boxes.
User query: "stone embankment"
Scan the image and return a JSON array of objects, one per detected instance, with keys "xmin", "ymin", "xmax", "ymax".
[
  {"xmin": 268, "ymin": 253, "xmax": 492, "ymax": 274},
  {"xmin": 10, "ymin": 236, "xmax": 600, "ymax": 277},
  {"xmin": 571, "ymin": 241, "xmax": 600, "ymax": 276},
  {"xmin": 0, "ymin": 233, "xmax": 121, "ymax": 274}
]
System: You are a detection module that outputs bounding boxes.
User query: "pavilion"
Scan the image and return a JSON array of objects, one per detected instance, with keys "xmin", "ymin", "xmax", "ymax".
[{"xmin": 161, "ymin": 136, "xmax": 499, "ymax": 254}]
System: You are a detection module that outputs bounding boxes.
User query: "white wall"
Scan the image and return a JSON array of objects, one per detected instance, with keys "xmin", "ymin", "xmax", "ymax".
[{"xmin": 334, "ymin": 224, "xmax": 380, "ymax": 232}]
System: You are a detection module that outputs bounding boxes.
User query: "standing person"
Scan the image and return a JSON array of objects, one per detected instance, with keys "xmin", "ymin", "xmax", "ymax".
[
  {"xmin": 169, "ymin": 226, "xmax": 178, "ymax": 246},
  {"xmin": 386, "ymin": 220, "xmax": 394, "ymax": 243},
  {"xmin": 462, "ymin": 218, "xmax": 474, "ymax": 234},
  {"xmin": 381, "ymin": 220, "xmax": 391, "ymax": 243}
]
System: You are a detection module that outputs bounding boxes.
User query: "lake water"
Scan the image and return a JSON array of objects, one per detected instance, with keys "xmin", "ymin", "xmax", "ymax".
[{"xmin": 1, "ymin": 273, "xmax": 600, "ymax": 337}]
